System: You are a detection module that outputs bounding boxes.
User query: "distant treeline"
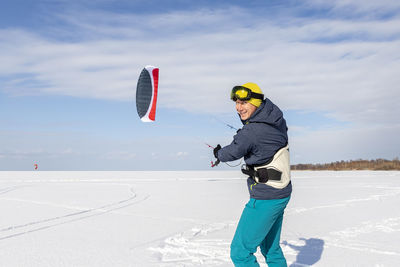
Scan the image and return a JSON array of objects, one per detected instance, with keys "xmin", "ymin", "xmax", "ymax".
[{"xmin": 291, "ymin": 158, "xmax": 400, "ymax": 171}]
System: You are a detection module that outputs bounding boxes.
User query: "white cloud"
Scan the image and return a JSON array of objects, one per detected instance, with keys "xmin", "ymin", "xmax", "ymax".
[
  {"xmin": 289, "ymin": 123, "xmax": 400, "ymax": 163},
  {"xmin": 1, "ymin": 7, "xmax": 399, "ymax": 127},
  {"xmin": 176, "ymin": 151, "xmax": 189, "ymax": 157},
  {"xmin": 102, "ymin": 151, "xmax": 137, "ymax": 160},
  {"xmin": 0, "ymin": 148, "xmax": 73, "ymax": 160},
  {"xmin": 306, "ymin": 0, "xmax": 400, "ymax": 17}
]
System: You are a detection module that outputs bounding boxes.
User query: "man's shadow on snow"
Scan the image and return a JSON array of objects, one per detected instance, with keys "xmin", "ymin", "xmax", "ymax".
[{"xmin": 282, "ymin": 238, "xmax": 324, "ymax": 266}]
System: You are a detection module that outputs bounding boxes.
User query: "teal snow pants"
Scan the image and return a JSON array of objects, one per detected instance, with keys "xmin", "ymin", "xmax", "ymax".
[{"xmin": 230, "ymin": 196, "xmax": 290, "ymax": 267}]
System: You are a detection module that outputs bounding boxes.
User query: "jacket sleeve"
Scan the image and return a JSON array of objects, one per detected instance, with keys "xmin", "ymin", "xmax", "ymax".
[{"xmin": 216, "ymin": 128, "xmax": 253, "ymax": 162}]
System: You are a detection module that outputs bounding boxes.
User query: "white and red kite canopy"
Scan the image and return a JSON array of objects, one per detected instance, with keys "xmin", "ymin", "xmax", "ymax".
[{"xmin": 136, "ymin": 65, "xmax": 159, "ymax": 122}]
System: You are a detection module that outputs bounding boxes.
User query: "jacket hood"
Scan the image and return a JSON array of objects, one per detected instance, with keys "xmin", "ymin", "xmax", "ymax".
[{"xmin": 241, "ymin": 98, "xmax": 284, "ymax": 126}]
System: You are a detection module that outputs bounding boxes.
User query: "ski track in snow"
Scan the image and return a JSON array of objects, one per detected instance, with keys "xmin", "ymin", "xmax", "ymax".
[
  {"xmin": 0, "ymin": 185, "xmax": 27, "ymax": 195},
  {"xmin": 147, "ymin": 222, "xmax": 301, "ymax": 266},
  {"xmin": 0, "ymin": 185, "xmax": 149, "ymax": 241},
  {"xmin": 282, "ymin": 218, "xmax": 400, "ymax": 263},
  {"xmin": 324, "ymin": 216, "xmax": 400, "ymax": 256},
  {"xmin": 330, "ymin": 217, "xmax": 400, "ymax": 238},
  {"xmin": 148, "ymin": 222, "xmax": 236, "ymax": 266},
  {"xmin": 286, "ymin": 185, "xmax": 400, "ymax": 215}
]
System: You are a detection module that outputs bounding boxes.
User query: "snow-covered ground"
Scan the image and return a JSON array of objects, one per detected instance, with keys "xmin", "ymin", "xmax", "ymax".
[{"xmin": 0, "ymin": 171, "xmax": 399, "ymax": 266}]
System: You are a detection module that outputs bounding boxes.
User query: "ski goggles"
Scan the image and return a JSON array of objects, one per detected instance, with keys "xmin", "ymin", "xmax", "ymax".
[{"xmin": 230, "ymin": 86, "xmax": 264, "ymax": 102}]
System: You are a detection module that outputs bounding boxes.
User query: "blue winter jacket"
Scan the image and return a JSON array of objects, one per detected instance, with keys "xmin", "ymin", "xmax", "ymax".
[{"xmin": 217, "ymin": 98, "xmax": 292, "ymax": 200}]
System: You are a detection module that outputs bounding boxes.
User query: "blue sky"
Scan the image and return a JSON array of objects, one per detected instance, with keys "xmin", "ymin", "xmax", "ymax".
[{"xmin": 1, "ymin": 0, "xmax": 400, "ymax": 170}]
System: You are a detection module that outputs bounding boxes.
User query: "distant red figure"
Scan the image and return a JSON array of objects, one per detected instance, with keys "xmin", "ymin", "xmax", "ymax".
[{"xmin": 34, "ymin": 164, "xmax": 38, "ymax": 170}]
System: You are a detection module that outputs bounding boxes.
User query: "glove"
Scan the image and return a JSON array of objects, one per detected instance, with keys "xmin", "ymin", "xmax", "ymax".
[{"xmin": 213, "ymin": 144, "xmax": 221, "ymax": 159}]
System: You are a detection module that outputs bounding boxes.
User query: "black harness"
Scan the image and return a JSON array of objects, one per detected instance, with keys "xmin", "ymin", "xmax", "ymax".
[{"xmin": 241, "ymin": 164, "xmax": 282, "ymax": 183}]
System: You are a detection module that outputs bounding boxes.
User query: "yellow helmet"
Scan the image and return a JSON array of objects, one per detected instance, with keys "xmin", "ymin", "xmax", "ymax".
[{"xmin": 231, "ymin": 82, "xmax": 264, "ymax": 107}]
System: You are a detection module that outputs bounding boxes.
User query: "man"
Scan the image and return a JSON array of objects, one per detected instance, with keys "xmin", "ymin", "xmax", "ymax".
[{"xmin": 214, "ymin": 82, "xmax": 292, "ymax": 267}]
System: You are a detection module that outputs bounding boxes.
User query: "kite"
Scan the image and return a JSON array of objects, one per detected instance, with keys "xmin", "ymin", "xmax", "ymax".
[{"xmin": 136, "ymin": 65, "xmax": 159, "ymax": 122}]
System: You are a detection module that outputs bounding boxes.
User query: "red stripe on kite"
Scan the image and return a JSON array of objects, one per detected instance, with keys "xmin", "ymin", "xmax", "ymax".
[{"xmin": 149, "ymin": 68, "xmax": 159, "ymax": 121}]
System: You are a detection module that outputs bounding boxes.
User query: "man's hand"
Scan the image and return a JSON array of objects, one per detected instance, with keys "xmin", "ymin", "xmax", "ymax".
[{"xmin": 213, "ymin": 144, "xmax": 221, "ymax": 159}]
